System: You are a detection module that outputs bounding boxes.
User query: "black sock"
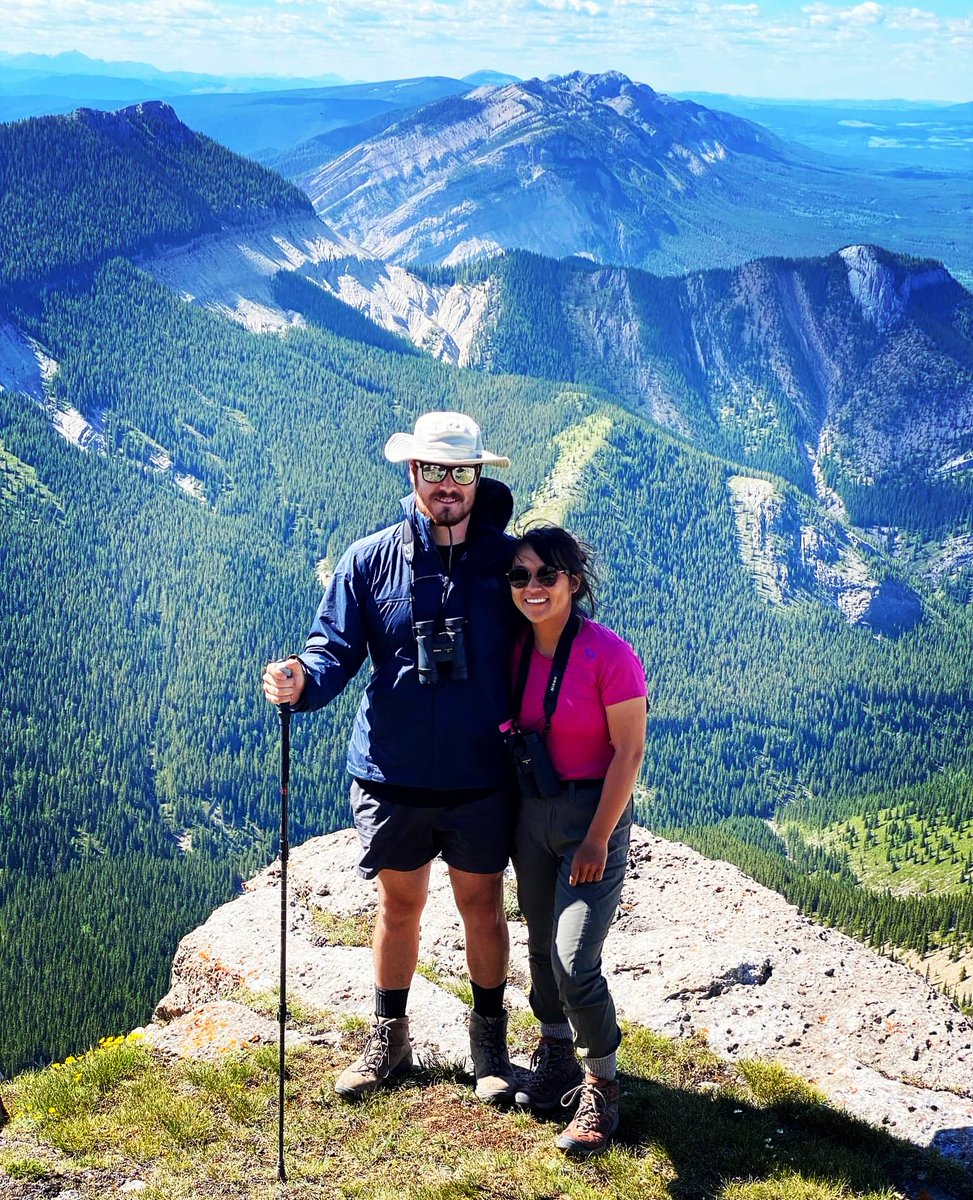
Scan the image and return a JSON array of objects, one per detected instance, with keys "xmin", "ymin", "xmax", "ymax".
[
  {"xmin": 375, "ymin": 986, "xmax": 409, "ymax": 1019},
  {"xmin": 471, "ymin": 979, "xmax": 507, "ymax": 1019}
]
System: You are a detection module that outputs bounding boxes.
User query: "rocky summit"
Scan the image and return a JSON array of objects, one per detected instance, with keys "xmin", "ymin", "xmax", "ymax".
[
  {"xmin": 297, "ymin": 71, "xmax": 965, "ymax": 276},
  {"xmin": 147, "ymin": 826, "xmax": 973, "ymax": 1171}
]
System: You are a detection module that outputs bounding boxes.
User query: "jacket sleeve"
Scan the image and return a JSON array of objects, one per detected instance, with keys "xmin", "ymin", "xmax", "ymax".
[{"xmin": 292, "ymin": 548, "xmax": 369, "ymax": 712}]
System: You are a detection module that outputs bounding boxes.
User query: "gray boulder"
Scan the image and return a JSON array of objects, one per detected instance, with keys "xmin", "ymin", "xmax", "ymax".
[{"xmin": 150, "ymin": 825, "xmax": 973, "ymax": 1167}]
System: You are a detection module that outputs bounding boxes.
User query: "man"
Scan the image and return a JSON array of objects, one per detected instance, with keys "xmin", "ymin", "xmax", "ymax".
[{"xmin": 262, "ymin": 411, "xmax": 517, "ymax": 1104}]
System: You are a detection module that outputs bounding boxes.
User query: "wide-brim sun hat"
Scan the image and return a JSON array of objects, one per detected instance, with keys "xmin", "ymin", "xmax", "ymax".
[{"xmin": 384, "ymin": 411, "xmax": 510, "ymax": 468}]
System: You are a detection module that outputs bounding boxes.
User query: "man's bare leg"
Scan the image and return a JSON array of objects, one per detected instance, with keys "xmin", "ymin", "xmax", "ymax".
[
  {"xmin": 448, "ymin": 867, "xmax": 508, "ymax": 985},
  {"xmin": 335, "ymin": 864, "xmax": 430, "ymax": 1101},
  {"xmin": 449, "ymin": 867, "xmax": 515, "ymax": 1102},
  {"xmin": 374, "ymin": 864, "xmax": 431, "ymax": 987}
]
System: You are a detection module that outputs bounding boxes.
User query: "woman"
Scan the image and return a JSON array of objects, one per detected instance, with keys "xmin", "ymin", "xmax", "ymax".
[{"xmin": 505, "ymin": 526, "xmax": 647, "ymax": 1157}]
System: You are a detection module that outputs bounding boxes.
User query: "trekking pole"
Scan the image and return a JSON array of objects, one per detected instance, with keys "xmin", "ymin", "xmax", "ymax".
[{"xmin": 276, "ymin": 666, "xmax": 293, "ymax": 1185}]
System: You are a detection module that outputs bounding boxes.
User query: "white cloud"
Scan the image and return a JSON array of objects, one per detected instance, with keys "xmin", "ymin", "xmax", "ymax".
[
  {"xmin": 886, "ymin": 6, "xmax": 939, "ymax": 31},
  {"xmin": 0, "ymin": 0, "xmax": 966, "ymax": 98},
  {"xmin": 534, "ymin": 0, "xmax": 602, "ymax": 12},
  {"xmin": 945, "ymin": 14, "xmax": 973, "ymax": 46},
  {"xmin": 803, "ymin": 1, "xmax": 884, "ymax": 28}
]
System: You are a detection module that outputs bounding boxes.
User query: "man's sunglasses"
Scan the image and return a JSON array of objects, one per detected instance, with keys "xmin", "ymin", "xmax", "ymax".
[
  {"xmin": 507, "ymin": 565, "xmax": 564, "ymax": 589},
  {"xmin": 417, "ymin": 462, "xmax": 479, "ymax": 486}
]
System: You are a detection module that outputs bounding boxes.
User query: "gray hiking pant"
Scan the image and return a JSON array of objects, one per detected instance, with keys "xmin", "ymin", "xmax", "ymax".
[{"xmin": 512, "ymin": 782, "xmax": 632, "ymax": 1059}]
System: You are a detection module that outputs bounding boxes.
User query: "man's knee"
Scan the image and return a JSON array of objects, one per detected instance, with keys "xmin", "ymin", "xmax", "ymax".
[
  {"xmin": 378, "ymin": 892, "xmax": 426, "ymax": 930},
  {"xmin": 376, "ymin": 867, "xmax": 430, "ymax": 929},
  {"xmin": 450, "ymin": 870, "xmax": 504, "ymax": 922}
]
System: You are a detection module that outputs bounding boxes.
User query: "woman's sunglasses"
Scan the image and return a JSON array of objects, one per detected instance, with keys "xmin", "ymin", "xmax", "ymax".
[
  {"xmin": 507, "ymin": 565, "xmax": 564, "ymax": 589},
  {"xmin": 417, "ymin": 462, "xmax": 479, "ymax": 486}
]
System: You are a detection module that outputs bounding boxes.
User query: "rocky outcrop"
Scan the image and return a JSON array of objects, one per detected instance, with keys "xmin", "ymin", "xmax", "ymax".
[
  {"xmin": 840, "ymin": 244, "xmax": 953, "ymax": 333},
  {"xmin": 0, "ymin": 321, "xmax": 53, "ymax": 403},
  {"xmin": 146, "ymin": 1001, "xmax": 295, "ymax": 1063},
  {"xmin": 140, "ymin": 211, "xmax": 353, "ymax": 334},
  {"xmin": 727, "ymin": 475, "xmax": 923, "ymax": 632},
  {"xmin": 148, "ymin": 826, "xmax": 973, "ymax": 1169},
  {"xmin": 140, "ymin": 213, "xmax": 492, "ymax": 364}
]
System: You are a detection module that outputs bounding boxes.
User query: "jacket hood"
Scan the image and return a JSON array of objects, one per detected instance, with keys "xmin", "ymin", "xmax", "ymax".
[{"xmin": 399, "ymin": 475, "xmax": 513, "ymax": 547}]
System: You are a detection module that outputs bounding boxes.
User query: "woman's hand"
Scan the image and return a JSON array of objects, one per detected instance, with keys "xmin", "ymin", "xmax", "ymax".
[
  {"xmin": 569, "ymin": 696, "xmax": 647, "ymax": 886},
  {"xmin": 569, "ymin": 836, "xmax": 609, "ymax": 886}
]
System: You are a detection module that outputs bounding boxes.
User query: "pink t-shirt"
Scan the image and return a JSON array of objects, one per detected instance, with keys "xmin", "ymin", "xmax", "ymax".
[{"xmin": 512, "ymin": 618, "xmax": 647, "ymax": 781}]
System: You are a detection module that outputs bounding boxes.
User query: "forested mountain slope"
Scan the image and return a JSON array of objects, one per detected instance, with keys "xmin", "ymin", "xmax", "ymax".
[
  {"xmin": 300, "ymin": 71, "xmax": 971, "ymax": 281},
  {"xmin": 0, "ymin": 102, "xmax": 494, "ymax": 358},
  {"xmin": 1, "ymin": 101, "xmax": 971, "ymax": 1076},
  {"xmin": 453, "ymin": 247, "xmax": 973, "ymax": 536},
  {"xmin": 0, "ymin": 100, "xmax": 311, "ymax": 292}
]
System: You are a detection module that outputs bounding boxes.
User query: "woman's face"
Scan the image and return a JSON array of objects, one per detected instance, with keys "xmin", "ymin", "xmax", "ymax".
[{"xmin": 509, "ymin": 544, "xmax": 577, "ymax": 631}]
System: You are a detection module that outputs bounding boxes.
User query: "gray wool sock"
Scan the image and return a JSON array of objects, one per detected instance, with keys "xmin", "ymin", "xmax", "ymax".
[
  {"xmin": 540, "ymin": 1022, "xmax": 573, "ymax": 1041},
  {"xmin": 582, "ymin": 1051, "xmax": 617, "ymax": 1081}
]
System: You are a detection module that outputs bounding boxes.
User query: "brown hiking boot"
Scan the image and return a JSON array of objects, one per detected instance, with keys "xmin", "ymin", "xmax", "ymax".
[
  {"xmin": 513, "ymin": 1036, "xmax": 583, "ymax": 1111},
  {"xmin": 469, "ymin": 1011, "xmax": 517, "ymax": 1103},
  {"xmin": 334, "ymin": 1016, "xmax": 413, "ymax": 1102},
  {"xmin": 555, "ymin": 1077, "xmax": 620, "ymax": 1156}
]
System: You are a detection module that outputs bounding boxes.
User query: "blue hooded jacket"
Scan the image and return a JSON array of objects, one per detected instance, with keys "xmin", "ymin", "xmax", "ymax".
[{"xmin": 294, "ymin": 476, "xmax": 516, "ymax": 790}]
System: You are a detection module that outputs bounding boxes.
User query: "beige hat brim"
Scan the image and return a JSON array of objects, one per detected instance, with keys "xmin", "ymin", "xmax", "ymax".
[{"xmin": 384, "ymin": 432, "xmax": 510, "ymax": 467}]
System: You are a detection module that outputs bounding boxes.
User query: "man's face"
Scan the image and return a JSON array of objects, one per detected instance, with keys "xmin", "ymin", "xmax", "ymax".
[{"xmin": 411, "ymin": 461, "xmax": 480, "ymax": 528}]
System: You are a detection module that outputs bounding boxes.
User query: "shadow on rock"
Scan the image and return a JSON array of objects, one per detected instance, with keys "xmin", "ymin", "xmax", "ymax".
[{"xmin": 616, "ymin": 1073, "xmax": 973, "ymax": 1200}]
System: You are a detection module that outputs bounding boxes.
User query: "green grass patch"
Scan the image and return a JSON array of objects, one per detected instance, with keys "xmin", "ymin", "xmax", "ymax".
[
  {"xmin": 785, "ymin": 807, "xmax": 973, "ymax": 897},
  {"xmin": 2, "ymin": 1158, "xmax": 49, "ymax": 1180},
  {"xmin": 1, "ymin": 1024, "xmax": 968, "ymax": 1199},
  {"xmin": 309, "ymin": 906, "xmax": 375, "ymax": 947},
  {"xmin": 502, "ymin": 878, "xmax": 524, "ymax": 922}
]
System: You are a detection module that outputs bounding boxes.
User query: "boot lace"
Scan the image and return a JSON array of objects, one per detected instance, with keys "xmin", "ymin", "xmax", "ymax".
[
  {"xmin": 530, "ymin": 1038, "xmax": 572, "ymax": 1083},
  {"xmin": 561, "ymin": 1081, "xmax": 607, "ymax": 1132},
  {"xmin": 472, "ymin": 1020, "xmax": 508, "ymax": 1073},
  {"xmin": 360, "ymin": 1022, "xmax": 392, "ymax": 1071}
]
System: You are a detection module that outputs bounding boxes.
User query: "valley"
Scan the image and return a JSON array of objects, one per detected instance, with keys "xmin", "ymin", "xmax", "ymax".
[{"xmin": 0, "ymin": 79, "xmax": 970, "ymax": 1082}]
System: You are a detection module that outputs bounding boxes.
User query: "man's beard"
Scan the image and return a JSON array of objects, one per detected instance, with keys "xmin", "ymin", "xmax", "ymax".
[{"xmin": 415, "ymin": 490, "xmax": 474, "ymax": 527}]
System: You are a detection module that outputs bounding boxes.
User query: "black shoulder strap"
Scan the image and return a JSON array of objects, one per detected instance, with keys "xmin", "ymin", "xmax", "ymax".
[
  {"xmin": 512, "ymin": 613, "xmax": 580, "ymax": 735},
  {"xmin": 401, "ymin": 518, "xmax": 415, "ymax": 566}
]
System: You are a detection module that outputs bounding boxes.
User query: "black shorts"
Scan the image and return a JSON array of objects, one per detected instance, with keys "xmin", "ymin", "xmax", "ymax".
[{"xmin": 349, "ymin": 780, "xmax": 514, "ymax": 880}]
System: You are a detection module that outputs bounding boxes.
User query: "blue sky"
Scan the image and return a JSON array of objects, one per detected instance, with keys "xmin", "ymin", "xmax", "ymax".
[{"xmin": 1, "ymin": 1, "xmax": 970, "ymax": 99}]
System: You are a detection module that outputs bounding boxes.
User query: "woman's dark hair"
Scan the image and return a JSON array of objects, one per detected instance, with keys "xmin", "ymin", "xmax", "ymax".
[{"xmin": 510, "ymin": 525, "xmax": 597, "ymax": 616}]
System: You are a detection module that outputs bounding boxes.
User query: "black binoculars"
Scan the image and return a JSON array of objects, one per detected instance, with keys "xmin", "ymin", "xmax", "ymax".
[
  {"xmin": 414, "ymin": 616, "xmax": 468, "ymax": 685},
  {"xmin": 500, "ymin": 722, "xmax": 562, "ymax": 798}
]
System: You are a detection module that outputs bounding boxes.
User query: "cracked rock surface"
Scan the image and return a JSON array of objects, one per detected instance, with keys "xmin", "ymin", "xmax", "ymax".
[{"xmin": 150, "ymin": 825, "xmax": 973, "ymax": 1168}]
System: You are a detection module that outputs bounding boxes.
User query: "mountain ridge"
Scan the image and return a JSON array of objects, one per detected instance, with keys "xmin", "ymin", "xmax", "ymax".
[
  {"xmin": 0, "ymin": 101, "xmax": 311, "ymax": 293},
  {"xmin": 299, "ymin": 70, "xmax": 971, "ymax": 280}
]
